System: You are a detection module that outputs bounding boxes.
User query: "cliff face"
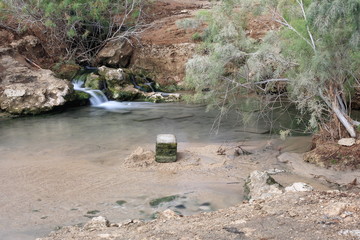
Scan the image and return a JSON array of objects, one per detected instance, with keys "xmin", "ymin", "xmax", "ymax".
[{"xmin": 96, "ymin": 0, "xmax": 210, "ymax": 85}]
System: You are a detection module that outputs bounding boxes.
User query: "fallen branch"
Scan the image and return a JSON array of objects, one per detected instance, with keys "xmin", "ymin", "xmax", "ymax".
[{"xmin": 25, "ymin": 57, "xmax": 42, "ymax": 69}]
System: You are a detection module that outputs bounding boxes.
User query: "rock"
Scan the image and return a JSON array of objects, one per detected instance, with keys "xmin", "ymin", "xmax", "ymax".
[
  {"xmin": 324, "ymin": 202, "xmax": 347, "ymax": 217},
  {"xmin": 156, "ymin": 134, "xmax": 177, "ymax": 163},
  {"xmin": 285, "ymin": 182, "xmax": 313, "ymax": 192},
  {"xmin": 0, "ymin": 54, "xmax": 73, "ymax": 115},
  {"xmin": 244, "ymin": 170, "xmax": 283, "ymax": 200},
  {"xmin": 85, "ymin": 73, "xmax": 104, "ymax": 90},
  {"xmin": 110, "ymin": 85, "xmax": 142, "ymax": 101},
  {"xmin": 53, "ymin": 63, "xmax": 81, "ymax": 80},
  {"xmin": 115, "ymin": 200, "xmax": 127, "ymax": 206},
  {"xmin": 83, "ymin": 216, "xmax": 110, "ymax": 230},
  {"xmin": 146, "ymin": 92, "xmax": 181, "ymax": 103},
  {"xmin": 149, "ymin": 195, "xmax": 179, "ymax": 207},
  {"xmin": 97, "ymin": 233, "xmax": 111, "ymax": 239},
  {"xmin": 95, "ymin": 39, "xmax": 133, "ymax": 68},
  {"xmin": 158, "ymin": 209, "xmax": 181, "ymax": 219},
  {"xmin": 10, "ymin": 35, "xmax": 39, "ymax": 49},
  {"xmin": 338, "ymin": 230, "xmax": 360, "ymax": 237},
  {"xmin": 277, "ymin": 153, "xmax": 290, "ymax": 163},
  {"xmin": 98, "ymin": 66, "xmax": 126, "ymax": 82},
  {"xmin": 338, "ymin": 138, "xmax": 356, "ymax": 147},
  {"xmin": 98, "ymin": 66, "xmax": 135, "ymax": 100},
  {"xmin": 265, "ymin": 168, "xmax": 286, "ymax": 175},
  {"xmin": 130, "ymin": 43, "xmax": 196, "ymax": 85}
]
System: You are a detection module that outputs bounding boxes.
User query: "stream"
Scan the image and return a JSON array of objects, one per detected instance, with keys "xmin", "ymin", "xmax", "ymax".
[{"xmin": 0, "ymin": 102, "xmax": 311, "ymax": 240}]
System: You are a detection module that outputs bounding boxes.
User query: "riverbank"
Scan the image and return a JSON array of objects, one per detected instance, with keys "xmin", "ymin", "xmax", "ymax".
[
  {"xmin": 36, "ymin": 139, "xmax": 360, "ymax": 240},
  {"xmin": 38, "ymin": 190, "xmax": 360, "ymax": 240}
]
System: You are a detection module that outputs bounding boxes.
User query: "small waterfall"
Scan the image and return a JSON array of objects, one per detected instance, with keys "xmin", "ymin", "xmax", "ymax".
[
  {"xmin": 71, "ymin": 72, "xmax": 156, "ymax": 111},
  {"xmin": 72, "ymin": 79, "xmax": 109, "ymax": 106}
]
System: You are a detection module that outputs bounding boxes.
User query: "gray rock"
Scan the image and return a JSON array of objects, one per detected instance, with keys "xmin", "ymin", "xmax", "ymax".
[
  {"xmin": 285, "ymin": 182, "xmax": 313, "ymax": 192},
  {"xmin": 244, "ymin": 170, "xmax": 283, "ymax": 200},
  {"xmin": 98, "ymin": 66, "xmax": 126, "ymax": 82},
  {"xmin": 146, "ymin": 92, "xmax": 181, "ymax": 103},
  {"xmin": 83, "ymin": 216, "xmax": 110, "ymax": 230},
  {"xmin": 338, "ymin": 230, "xmax": 360, "ymax": 237},
  {"xmin": 265, "ymin": 168, "xmax": 286, "ymax": 175},
  {"xmin": 0, "ymin": 55, "xmax": 72, "ymax": 115},
  {"xmin": 338, "ymin": 138, "xmax": 356, "ymax": 147}
]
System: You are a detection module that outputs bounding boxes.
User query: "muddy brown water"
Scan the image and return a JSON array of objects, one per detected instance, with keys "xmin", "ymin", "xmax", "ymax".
[{"xmin": 0, "ymin": 103, "xmax": 331, "ymax": 240}]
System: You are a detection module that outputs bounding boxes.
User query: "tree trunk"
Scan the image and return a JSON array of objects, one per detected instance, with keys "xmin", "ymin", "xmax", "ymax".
[{"xmin": 332, "ymin": 101, "xmax": 357, "ymax": 138}]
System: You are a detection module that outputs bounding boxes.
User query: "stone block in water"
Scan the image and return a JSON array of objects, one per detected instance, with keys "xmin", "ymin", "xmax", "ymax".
[{"xmin": 156, "ymin": 134, "xmax": 177, "ymax": 163}]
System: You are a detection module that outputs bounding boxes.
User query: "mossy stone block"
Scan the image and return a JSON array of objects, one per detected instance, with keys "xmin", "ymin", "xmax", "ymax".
[
  {"xmin": 156, "ymin": 134, "xmax": 177, "ymax": 163},
  {"xmin": 156, "ymin": 155, "xmax": 177, "ymax": 163}
]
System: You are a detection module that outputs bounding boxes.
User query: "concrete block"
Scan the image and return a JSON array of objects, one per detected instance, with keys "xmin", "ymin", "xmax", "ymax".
[{"xmin": 156, "ymin": 134, "xmax": 177, "ymax": 163}]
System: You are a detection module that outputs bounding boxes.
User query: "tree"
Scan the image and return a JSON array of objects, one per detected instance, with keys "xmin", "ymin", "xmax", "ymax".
[
  {"xmin": 265, "ymin": 0, "xmax": 360, "ymax": 139},
  {"xmin": 185, "ymin": 0, "xmax": 360, "ymax": 140}
]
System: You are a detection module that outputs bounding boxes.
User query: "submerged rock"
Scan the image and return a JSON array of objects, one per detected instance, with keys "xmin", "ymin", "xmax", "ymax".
[
  {"xmin": 149, "ymin": 195, "xmax": 179, "ymax": 207},
  {"xmin": 0, "ymin": 54, "xmax": 73, "ymax": 115}
]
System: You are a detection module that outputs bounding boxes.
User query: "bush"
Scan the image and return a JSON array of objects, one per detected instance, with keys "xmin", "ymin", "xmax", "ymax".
[{"xmin": 1, "ymin": 0, "xmax": 146, "ymax": 63}]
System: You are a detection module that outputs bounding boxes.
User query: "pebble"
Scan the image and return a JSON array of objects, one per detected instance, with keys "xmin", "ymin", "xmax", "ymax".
[
  {"xmin": 338, "ymin": 229, "xmax": 360, "ymax": 237},
  {"xmin": 98, "ymin": 233, "xmax": 111, "ymax": 238},
  {"xmin": 338, "ymin": 138, "xmax": 356, "ymax": 146},
  {"xmin": 265, "ymin": 168, "xmax": 286, "ymax": 175}
]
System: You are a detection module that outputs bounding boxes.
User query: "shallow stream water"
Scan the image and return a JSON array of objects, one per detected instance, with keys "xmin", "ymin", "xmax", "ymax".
[{"xmin": 0, "ymin": 102, "xmax": 310, "ymax": 240}]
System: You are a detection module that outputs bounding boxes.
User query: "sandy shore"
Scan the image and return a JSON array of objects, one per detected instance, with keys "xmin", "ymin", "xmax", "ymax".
[{"xmin": 2, "ymin": 136, "xmax": 357, "ymax": 239}]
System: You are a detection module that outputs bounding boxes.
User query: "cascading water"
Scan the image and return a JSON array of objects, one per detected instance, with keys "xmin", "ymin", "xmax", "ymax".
[
  {"xmin": 72, "ymin": 79, "xmax": 109, "ymax": 106},
  {"xmin": 72, "ymin": 76, "xmax": 155, "ymax": 111}
]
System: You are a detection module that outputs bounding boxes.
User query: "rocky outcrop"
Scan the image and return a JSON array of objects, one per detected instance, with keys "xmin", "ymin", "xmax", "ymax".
[
  {"xmin": 95, "ymin": 41, "xmax": 196, "ymax": 86},
  {"xmin": 0, "ymin": 48, "xmax": 73, "ymax": 115},
  {"xmin": 130, "ymin": 43, "xmax": 196, "ymax": 85},
  {"xmin": 84, "ymin": 66, "xmax": 181, "ymax": 102}
]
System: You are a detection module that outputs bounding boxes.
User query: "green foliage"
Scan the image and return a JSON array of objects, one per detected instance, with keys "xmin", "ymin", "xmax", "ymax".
[
  {"xmin": 176, "ymin": 18, "xmax": 201, "ymax": 30},
  {"xmin": 1, "ymin": 0, "xmax": 145, "ymax": 63},
  {"xmin": 191, "ymin": 32, "xmax": 203, "ymax": 41},
  {"xmin": 185, "ymin": 0, "xmax": 360, "ymax": 138}
]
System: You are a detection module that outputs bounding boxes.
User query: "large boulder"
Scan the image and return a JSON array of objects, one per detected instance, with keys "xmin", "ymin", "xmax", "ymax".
[
  {"xmin": 95, "ymin": 39, "xmax": 133, "ymax": 68},
  {"xmin": 0, "ymin": 51, "xmax": 73, "ymax": 115}
]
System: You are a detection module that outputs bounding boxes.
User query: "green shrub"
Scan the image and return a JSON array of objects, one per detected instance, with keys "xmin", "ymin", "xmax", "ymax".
[{"xmin": 1, "ymin": 0, "xmax": 146, "ymax": 63}]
